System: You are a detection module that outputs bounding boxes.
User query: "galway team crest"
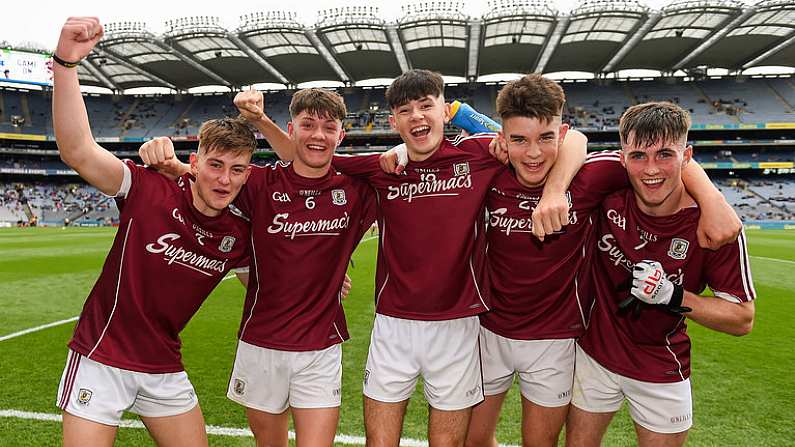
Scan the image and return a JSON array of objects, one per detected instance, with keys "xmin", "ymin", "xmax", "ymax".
[
  {"xmin": 77, "ymin": 388, "xmax": 93, "ymax": 405},
  {"xmin": 332, "ymin": 189, "xmax": 347, "ymax": 206},
  {"xmin": 668, "ymin": 238, "xmax": 689, "ymax": 260},
  {"xmin": 219, "ymin": 236, "xmax": 236, "ymax": 253},
  {"xmin": 453, "ymin": 162, "xmax": 470, "ymax": 176},
  {"xmin": 233, "ymin": 378, "xmax": 246, "ymax": 395}
]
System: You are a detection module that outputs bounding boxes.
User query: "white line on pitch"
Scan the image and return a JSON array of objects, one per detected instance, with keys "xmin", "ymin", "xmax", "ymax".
[
  {"xmin": 0, "ymin": 409, "xmax": 520, "ymax": 447},
  {"xmin": 359, "ymin": 234, "xmax": 378, "ymax": 244},
  {"xmin": 750, "ymin": 255, "xmax": 795, "ymax": 265},
  {"xmin": 0, "ymin": 317, "xmax": 78, "ymax": 342}
]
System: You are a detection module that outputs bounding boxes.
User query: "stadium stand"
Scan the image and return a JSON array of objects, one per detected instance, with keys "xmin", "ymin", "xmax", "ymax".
[
  {"xmin": 1, "ymin": 77, "xmax": 794, "ymax": 138},
  {"xmin": 0, "ymin": 2, "xmax": 793, "ymax": 227}
]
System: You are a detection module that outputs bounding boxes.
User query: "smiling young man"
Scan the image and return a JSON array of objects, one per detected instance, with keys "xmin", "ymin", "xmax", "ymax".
[
  {"xmin": 567, "ymin": 102, "xmax": 756, "ymax": 447},
  {"xmin": 463, "ymin": 75, "xmax": 629, "ymax": 447},
  {"xmin": 142, "ymin": 87, "xmax": 375, "ymax": 447},
  {"xmin": 53, "ymin": 17, "xmax": 252, "ymax": 447}
]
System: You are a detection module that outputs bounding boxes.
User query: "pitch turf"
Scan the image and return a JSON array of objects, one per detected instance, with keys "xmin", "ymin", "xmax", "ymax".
[{"xmin": 0, "ymin": 227, "xmax": 793, "ymax": 446}]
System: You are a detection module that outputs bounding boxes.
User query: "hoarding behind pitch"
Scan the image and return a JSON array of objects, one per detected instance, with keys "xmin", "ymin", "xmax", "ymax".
[{"xmin": 0, "ymin": 49, "xmax": 53, "ymax": 86}]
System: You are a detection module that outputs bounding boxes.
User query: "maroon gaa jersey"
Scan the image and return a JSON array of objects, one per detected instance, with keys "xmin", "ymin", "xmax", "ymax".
[
  {"xmin": 69, "ymin": 160, "xmax": 250, "ymax": 373},
  {"xmin": 233, "ymin": 162, "xmax": 376, "ymax": 351},
  {"xmin": 578, "ymin": 188, "xmax": 756, "ymax": 383},
  {"xmin": 333, "ymin": 134, "xmax": 505, "ymax": 320},
  {"xmin": 481, "ymin": 151, "xmax": 628, "ymax": 340}
]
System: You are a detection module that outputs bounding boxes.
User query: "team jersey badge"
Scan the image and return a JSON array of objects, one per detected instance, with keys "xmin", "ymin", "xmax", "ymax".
[
  {"xmin": 332, "ymin": 189, "xmax": 347, "ymax": 206},
  {"xmin": 77, "ymin": 388, "xmax": 93, "ymax": 405},
  {"xmin": 453, "ymin": 162, "xmax": 470, "ymax": 176},
  {"xmin": 668, "ymin": 238, "xmax": 689, "ymax": 260},
  {"xmin": 219, "ymin": 236, "xmax": 236, "ymax": 253}
]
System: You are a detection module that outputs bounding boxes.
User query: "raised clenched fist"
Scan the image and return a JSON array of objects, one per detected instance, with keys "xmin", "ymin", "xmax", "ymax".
[
  {"xmin": 139, "ymin": 137, "xmax": 187, "ymax": 178},
  {"xmin": 56, "ymin": 17, "xmax": 104, "ymax": 63},
  {"xmin": 234, "ymin": 88, "xmax": 265, "ymax": 123}
]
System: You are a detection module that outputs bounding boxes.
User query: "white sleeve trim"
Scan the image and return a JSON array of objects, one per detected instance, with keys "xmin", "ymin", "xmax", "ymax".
[
  {"xmin": 712, "ymin": 290, "xmax": 744, "ymax": 304},
  {"xmin": 102, "ymin": 162, "xmax": 132, "ymax": 199}
]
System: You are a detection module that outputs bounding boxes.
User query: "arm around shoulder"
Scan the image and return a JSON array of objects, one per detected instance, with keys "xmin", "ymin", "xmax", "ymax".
[{"xmin": 683, "ymin": 160, "xmax": 742, "ymax": 249}]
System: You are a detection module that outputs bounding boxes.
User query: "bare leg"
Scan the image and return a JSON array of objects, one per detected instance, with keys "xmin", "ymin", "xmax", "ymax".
[
  {"xmin": 141, "ymin": 403, "xmax": 208, "ymax": 447},
  {"xmin": 62, "ymin": 411, "xmax": 118, "ymax": 447},
  {"xmin": 520, "ymin": 397, "xmax": 569, "ymax": 447},
  {"xmin": 292, "ymin": 407, "xmax": 339, "ymax": 447},
  {"xmin": 428, "ymin": 405, "xmax": 472, "ymax": 447},
  {"xmin": 364, "ymin": 396, "xmax": 409, "ymax": 447},
  {"xmin": 565, "ymin": 405, "xmax": 615, "ymax": 447},
  {"xmin": 464, "ymin": 392, "xmax": 506, "ymax": 447},
  {"xmin": 246, "ymin": 407, "xmax": 290, "ymax": 447},
  {"xmin": 635, "ymin": 422, "xmax": 688, "ymax": 447}
]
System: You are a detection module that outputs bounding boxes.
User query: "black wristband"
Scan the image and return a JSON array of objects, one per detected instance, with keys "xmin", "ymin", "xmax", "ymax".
[
  {"xmin": 666, "ymin": 284, "xmax": 691, "ymax": 313},
  {"xmin": 52, "ymin": 53, "xmax": 81, "ymax": 68}
]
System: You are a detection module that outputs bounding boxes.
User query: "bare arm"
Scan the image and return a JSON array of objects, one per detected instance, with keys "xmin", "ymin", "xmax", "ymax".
[
  {"xmin": 682, "ymin": 159, "xmax": 742, "ymax": 250},
  {"xmin": 532, "ymin": 129, "xmax": 588, "ymax": 241},
  {"xmin": 683, "ymin": 293, "xmax": 754, "ymax": 336},
  {"xmin": 631, "ymin": 260, "xmax": 754, "ymax": 336},
  {"xmin": 53, "ymin": 17, "xmax": 125, "ymax": 196},
  {"xmin": 234, "ymin": 89, "xmax": 294, "ymax": 161}
]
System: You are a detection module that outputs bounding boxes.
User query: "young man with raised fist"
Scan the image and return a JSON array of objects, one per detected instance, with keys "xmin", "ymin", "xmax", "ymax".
[
  {"xmin": 52, "ymin": 17, "xmax": 254, "ymax": 447},
  {"xmin": 567, "ymin": 102, "xmax": 756, "ymax": 447},
  {"xmin": 141, "ymin": 87, "xmax": 375, "ymax": 447}
]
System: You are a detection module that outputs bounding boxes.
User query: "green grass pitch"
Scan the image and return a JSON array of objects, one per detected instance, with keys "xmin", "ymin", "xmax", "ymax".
[{"xmin": 0, "ymin": 227, "xmax": 793, "ymax": 446}]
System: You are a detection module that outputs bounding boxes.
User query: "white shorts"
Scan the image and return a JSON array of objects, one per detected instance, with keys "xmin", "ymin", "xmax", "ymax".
[
  {"xmin": 480, "ymin": 327, "xmax": 574, "ymax": 407},
  {"xmin": 572, "ymin": 345, "xmax": 693, "ymax": 434},
  {"xmin": 55, "ymin": 350, "xmax": 198, "ymax": 426},
  {"xmin": 227, "ymin": 340, "xmax": 342, "ymax": 414},
  {"xmin": 363, "ymin": 314, "xmax": 483, "ymax": 411}
]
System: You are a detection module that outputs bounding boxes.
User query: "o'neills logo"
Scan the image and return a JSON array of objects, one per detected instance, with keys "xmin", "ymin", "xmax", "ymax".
[
  {"xmin": 488, "ymin": 208, "xmax": 533, "ymax": 235},
  {"xmin": 598, "ymin": 233, "xmax": 684, "ymax": 285},
  {"xmin": 386, "ymin": 175, "xmax": 472, "ymax": 202},
  {"xmin": 267, "ymin": 212, "xmax": 350, "ymax": 239},
  {"xmin": 146, "ymin": 233, "xmax": 228, "ymax": 277}
]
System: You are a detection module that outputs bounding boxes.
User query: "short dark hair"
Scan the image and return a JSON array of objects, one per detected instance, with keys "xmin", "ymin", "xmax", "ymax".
[
  {"xmin": 289, "ymin": 88, "xmax": 347, "ymax": 121},
  {"xmin": 198, "ymin": 117, "xmax": 257, "ymax": 156},
  {"xmin": 619, "ymin": 102, "xmax": 691, "ymax": 149},
  {"xmin": 496, "ymin": 74, "xmax": 565, "ymax": 124},
  {"xmin": 385, "ymin": 69, "xmax": 444, "ymax": 109}
]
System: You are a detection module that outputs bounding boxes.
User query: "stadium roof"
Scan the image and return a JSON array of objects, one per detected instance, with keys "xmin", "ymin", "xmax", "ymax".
[{"xmin": 72, "ymin": 0, "xmax": 795, "ymax": 91}]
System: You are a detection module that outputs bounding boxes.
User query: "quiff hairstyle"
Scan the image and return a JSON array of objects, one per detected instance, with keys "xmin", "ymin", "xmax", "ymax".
[
  {"xmin": 385, "ymin": 69, "xmax": 445, "ymax": 110},
  {"xmin": 496, "ymin": 74, "xmax": 565, "ymax": 124},
  {"xmin": 289, "ymin": 88, "xmax": 347, "ymax": 121},
  {"xmin": 619, "ymin": 102, "xmax": 691, "ymax": 149},
  {"xmin": 198, "ymin": 117, "xmax": 257, "ymax": 156}
]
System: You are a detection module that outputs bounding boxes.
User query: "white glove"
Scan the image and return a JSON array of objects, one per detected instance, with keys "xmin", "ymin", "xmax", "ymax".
[{"xmin": 631, "ymin": 260, "xmax": 676, "ymax": 306}]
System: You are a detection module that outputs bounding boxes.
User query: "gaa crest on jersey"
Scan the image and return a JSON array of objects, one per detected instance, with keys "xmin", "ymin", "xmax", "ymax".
[
  {"xmin": 219, "ymin": 236, "xmax": 236, "ymax": 253},
  {"xmin": 233, "ymin": 378, "xmax": 246, "ymax": 395},
  {"xmin": 453, "ymin": 162, "xmax": 470, "ymax": 176},
  {"xmin": 331, "ymin": 189, "xmax": 347, "ymax": 206},
  {"xmin": 77, "ymin": 388, "xmax": 93, "ymax": 405},
  {"xmin": 668, "ymin": 238, "xmax": 689, "ymax": 260}
]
